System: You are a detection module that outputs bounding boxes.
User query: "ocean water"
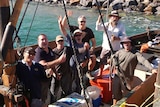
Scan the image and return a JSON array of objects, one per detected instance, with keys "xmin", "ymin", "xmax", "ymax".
[{"xmin": 15, "ymin": 1, "xmax": 160, "ymax": 47}]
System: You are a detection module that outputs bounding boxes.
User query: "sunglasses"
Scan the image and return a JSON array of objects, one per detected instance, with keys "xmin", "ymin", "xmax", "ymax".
[
  {"xmin": 80, "ymin": 21, "xmax": 86, "ymax": 23},
  {"xmin": 57, "ymin": 40, "xmax": 64, "ymax": 42},
  {"xmin": 74, "ymin": 34, "xmax": 82, "ymax": 37}
]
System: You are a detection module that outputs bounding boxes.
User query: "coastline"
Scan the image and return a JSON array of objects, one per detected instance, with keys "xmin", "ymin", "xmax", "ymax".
[{"xmin": 16, "ymin": 0, "xmax": 160, "ymax": 47}]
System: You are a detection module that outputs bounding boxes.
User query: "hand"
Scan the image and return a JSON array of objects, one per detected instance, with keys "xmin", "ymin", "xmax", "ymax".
[
  {"xmin": 111, "ymin": 35, "xmax": 116, "ymax": 41},
  {"xmin": 151, "ymin": 69, "xmax": 158, "ymax": 74},
  {"xmin": 67, "ymin": 10, "xmax": 73, "ymax": 17},
  {"xmin": 45, "ymin": 68, "xmax": 53, "ymax": 78},
  {"xmin": 58, "ymin": 15, "xmax": 62, "ymax": 24},
  {"xmin": 89, "ymin": 47, "xmax": 94, "ymax": 54},
  {"xmin": 84, "ymin": 42, "xmax": 89, "ymax": 50},
  {"xmin": 80, "ymin": 61, "xmax": 87, "ymax": 68}
]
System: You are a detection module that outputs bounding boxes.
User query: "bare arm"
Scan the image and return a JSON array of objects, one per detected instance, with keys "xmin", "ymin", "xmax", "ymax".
[
  {"xmin": 90, "ymin": 38, "xmax": 96, "ymax": 51},
  {"xmin": 58, "ymin": 15, "xmax": 68, "ymax": 36},
  {"xmin": 62, "ymin": 10, "xmax": 73, "ymax": 30},
  {"xmin": 39, "ymin": 53, "xmax": 66, "ymax": 68}
]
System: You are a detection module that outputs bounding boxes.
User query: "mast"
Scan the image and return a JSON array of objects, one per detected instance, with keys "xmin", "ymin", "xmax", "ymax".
[
  {"xmin": 153, "ymin": 64, "xmax": 160, "ymax": 107},
  {"xmin": 0, "ymin": 0, "xmax": 24, "ymax": 107}
]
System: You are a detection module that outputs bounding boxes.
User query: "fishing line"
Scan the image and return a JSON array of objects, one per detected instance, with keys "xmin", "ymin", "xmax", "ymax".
[
  {"xmin": 62, "ymin": 0, "xmax": 90, "ymax": 106},
  {"xmin": 95, "ymin": 0, "xmax": 114, "ymax": 54}
]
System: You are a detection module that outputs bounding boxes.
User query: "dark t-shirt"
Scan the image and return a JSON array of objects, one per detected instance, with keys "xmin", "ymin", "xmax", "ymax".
[
  {"xmin": 34, "ymin": 47, "xmax": 55, "ymax": 62},
  {"xmin": 70, "ymin": 25, "xmax": 95, "ymax": 44},
  {"xmin": 52, "ymin": 46, "xmax": 73, "ymax": 75},
  {"xmin": 16, "ymin": 61, "xmax": 46, "ymax": 99}
]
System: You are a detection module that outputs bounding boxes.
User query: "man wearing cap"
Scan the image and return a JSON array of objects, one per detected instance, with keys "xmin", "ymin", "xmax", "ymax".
[
  {"xmin": 34, "ymin": 34, "xmax": 66, "ymax": 104},
  {"xmin": 58, "ymin": 16, "xmax": 90, "ymax": 94},
  {"xmin": 62, "ymin": 11, "xmax": 96, "ymax": 79},
  {"xmin": 52, "ymin": 35, "xmax": 74, "ymax": 100},
  {"xmin": 111, "ymin": 36, "xmax": 157, "ymax": 105},
  {"xmin": 96, "ymin": 10, "xmax": 126, "ymax": 77},
  {"xmin": 16, "ymin": 47, "xmax": 48, "ymax": 107}
]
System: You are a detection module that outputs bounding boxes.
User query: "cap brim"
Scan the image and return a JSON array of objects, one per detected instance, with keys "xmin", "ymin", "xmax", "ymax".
[{"xmin": 109, "ymin": 15, "xmax": 121, "ymax": 19}]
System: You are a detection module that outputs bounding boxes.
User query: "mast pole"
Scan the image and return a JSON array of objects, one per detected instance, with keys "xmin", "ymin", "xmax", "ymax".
[
  {"xmin": 0, "ymin": 0, "xmax": 24, "ymax": 107},
  {"xmin": 0, "ymin": 0, "xmax": 10, "ymax": 42},
  {"xmin": 153, "ymin": 64, "xmax": 160, "ymax": 107}
]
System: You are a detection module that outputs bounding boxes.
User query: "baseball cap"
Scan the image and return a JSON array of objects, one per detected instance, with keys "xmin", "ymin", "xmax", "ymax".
[
  {"xmin": 24, "ymin": 47, "xmax": 36, "ymax": 54},
  {"xmin": 121, "ymin": 37, "xmax": 131, "ymax": 43},
  {"xmin": 73, "ymin": 29, "xmax": 83, "ymax": 36},
  {"xmin": 108, "ymin": 10, "xmax": 121, "ymax": 19},
  {"xmin": 56, "ymin": 35, "xmax": 64, "ymax": 42}
]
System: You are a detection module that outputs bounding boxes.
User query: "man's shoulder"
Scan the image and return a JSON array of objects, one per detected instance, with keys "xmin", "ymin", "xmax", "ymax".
[{"xmin": 35, "ymin": 47, "xmax": 43, "ymax": 52}]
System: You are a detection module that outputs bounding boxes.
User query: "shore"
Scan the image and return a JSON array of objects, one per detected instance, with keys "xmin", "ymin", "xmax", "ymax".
[{"xmin": 31, "ymin": 0, "xmax": 160, "ymax": 15}]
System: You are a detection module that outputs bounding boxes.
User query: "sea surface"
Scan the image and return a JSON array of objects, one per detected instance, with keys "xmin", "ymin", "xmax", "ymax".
[{"xmin": 15, "ymin": 1, "xmax": 160, "ymax": 48}]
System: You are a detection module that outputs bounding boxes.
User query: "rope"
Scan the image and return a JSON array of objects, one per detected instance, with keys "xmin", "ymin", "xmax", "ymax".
[
  {"xmin": 62, "ymin": 1, "xmax": 90, "ymax": 106},
  {"xmin": 124, "ymin": 103, "xmax": 139, "ymax": 107},
  {"xmin": 23, "ymin": 0, "xmax": 40, "ymax": 47},
  {"xmin": 95, "ymin": 0, "xmax": 114, "ymax": 54},
  {"xmin": 140, "ymin": 92, "xmax": 154, "ymax": 107},
  {"xmin": 13, "ymin": 0, "xmax": 31, "ymax": 49}
]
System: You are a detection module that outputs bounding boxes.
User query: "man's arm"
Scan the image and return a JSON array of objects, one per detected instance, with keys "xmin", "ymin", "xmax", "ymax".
[
  {"xmin": 39, "ymin": 54, "xmax": 66, "ymax": 68},
  {"xmin": 58, "ymin": 16, "xmax": 68, "ymax": 36}
]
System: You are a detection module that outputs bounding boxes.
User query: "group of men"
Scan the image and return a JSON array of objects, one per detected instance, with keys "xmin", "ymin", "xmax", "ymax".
[
  {"xmin": 15, "ymin": 9, "xmax": 158, "ymax": 107},
  {"xmin": 15, "ymin": 10, "xmax": 96, "ymax": 107}
]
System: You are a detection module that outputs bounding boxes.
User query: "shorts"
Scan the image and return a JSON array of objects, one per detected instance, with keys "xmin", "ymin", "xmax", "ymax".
[{"xmin": 100, "ymin": 48, "xmax": 111, "ymax": 65}]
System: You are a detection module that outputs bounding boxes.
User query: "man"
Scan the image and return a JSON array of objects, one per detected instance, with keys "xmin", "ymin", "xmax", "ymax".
[
  {"xmin": 34, "ymin": 34, "xmax": 66, "ymax": 103},
  {"xmin": 111, "ymin": 37, "xmax": 157, "ymax": 105},
  {"xmin": 59, "ymin": 16, "xmax": 90, "ymax": 94},
  {"xmin": 52, "ymin": 35, "xmax": 73, "ymax": 100},
  {"xmin": 95, "ymin": 10, "xmax": 126, "ymax": 77},
  {"xmin": 16, "ymin": 47, "xmax": 48, "ymax": 107},
  {"xmin": 62, "ymin": 11, "xmax": 96, "ymax": 79}
]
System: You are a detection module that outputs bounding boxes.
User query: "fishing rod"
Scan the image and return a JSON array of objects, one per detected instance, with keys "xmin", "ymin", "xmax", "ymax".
[
  {"xmin": 95, "ymin": 0, "xmax": 114, "ymax": 54},
  {"xmin": 95, "ymin": 0, "xmax": 131, "ymax": 91},
  {"xmin": 61, "ymin": 0, "xmax": 90, "ymax": 106}
]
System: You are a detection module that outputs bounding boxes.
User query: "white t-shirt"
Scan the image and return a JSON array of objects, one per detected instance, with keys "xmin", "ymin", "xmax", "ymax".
[{"xmin": 95, "ymin": 21, "xmax": 126, "ymax": 51}]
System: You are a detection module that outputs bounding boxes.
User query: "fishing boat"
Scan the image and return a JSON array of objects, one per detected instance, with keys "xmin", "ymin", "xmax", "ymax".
[{"xmin": 0, "ymin": 0, "xmax": 160, "ymax": 107}]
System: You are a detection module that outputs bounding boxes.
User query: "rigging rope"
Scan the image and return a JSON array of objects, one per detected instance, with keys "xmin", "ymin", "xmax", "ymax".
[
  {"xmin": 95, "ymin": 0, "xmax": 114, "ymax": 54},
  {"xmin": 23, "ymin": 0, "xmax": 40, "ymax": 47},
  {"xmin": 61, "ymin": 0, "xmax": 90, "ymax": 106},
  {"xmin": 13, "ymin": 0, "xmax": 31, "ymax": 46}
]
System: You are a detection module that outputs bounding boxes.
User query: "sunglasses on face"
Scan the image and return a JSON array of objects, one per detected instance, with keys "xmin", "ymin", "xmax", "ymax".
[
  {"xmin": 74, "ymin": 34, "xmax": 82, "ymax": 37},
  {"xmin": 80, "ymin": 21, "xmax": 86, "ymax": 23},
  {"xmin": 57, "ymin": 40, "xmax": 64, "ymax": 42}
]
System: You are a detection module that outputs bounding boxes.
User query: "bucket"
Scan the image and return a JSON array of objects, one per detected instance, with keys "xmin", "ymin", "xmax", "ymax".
[{"xmin": 86, "ymin": 86, "xmax": 101, "ymax": 107}]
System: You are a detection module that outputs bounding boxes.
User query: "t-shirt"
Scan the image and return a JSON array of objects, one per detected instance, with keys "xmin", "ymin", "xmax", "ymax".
[
  {"xmin": 65, "ymin": 34, "xmax": 90, "ymax": 66},
  {"xmin": 52, "ymin": 46, "xmax": 73, "ymax": 75},
  {"xmin": 96, "ymin": 21, "xmax": 126, "ymax": 51},
  {"xmin": 34, "ymin": 47, "xmax": 55, "ymax": 62},
  {"xmin": 70, "ymin": 25, "xmax": 95, "ymax": 45}
]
